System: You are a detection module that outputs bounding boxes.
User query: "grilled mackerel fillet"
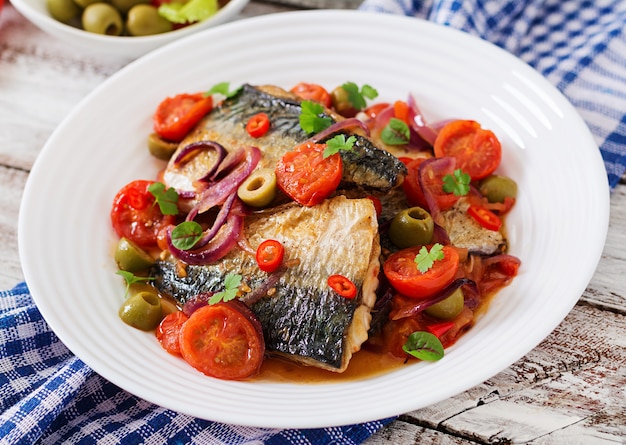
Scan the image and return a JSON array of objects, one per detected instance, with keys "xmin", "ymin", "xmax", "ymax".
[{"xmin": 152, "ymin": 196, "xmax": 380, "ymax": 372}]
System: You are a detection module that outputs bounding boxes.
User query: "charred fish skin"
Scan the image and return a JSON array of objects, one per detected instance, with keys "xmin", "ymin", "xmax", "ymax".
[{"xmin": 186, "ymin": 84, "xmax": 407, "ymax": 192}]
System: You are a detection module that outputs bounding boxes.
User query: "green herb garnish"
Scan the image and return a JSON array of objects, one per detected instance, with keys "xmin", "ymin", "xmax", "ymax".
[
  {"xmin": 380, "ymin": 118, "xmax": 410, "ymax": 145},
  {"xmin": 442, "ymin": 169, "xmax": 471, "ymax": 196},
  {"xmin": 323, "ymin": 134, "xmax": 356, "ymax": 158},
  {"xmin": 148, "ymin": 182, "xmax": 179, "ymax": 215},
  {"xmin": 205, "ymin": 81, "xmax": 242, "ymax": 99},
  {"xmin": 341, "ymin": 82, "xmax": 378, "ymax": 111},
  {"xmin": 402, "ymin": 331, "xmax": 445, "ymax": 361},
  {"xmin": 170, "ymin": 221, "xmax": 203, "ymax": 250},
  {"xmin": 116, "ymin": 270, "xmax": 155, "ymax": 298},
  {"xmin": 158, "ymin": 0, "xmax": 218, "ymax": 24},
  {"xmin": 414, "ymin": 243, "xmax": 445, "ymax": 273},
  {"xmin": 299, "ymin": 100, "xmax": 332, "ymax": 134},
  {"xmin": 209, "ymin": 273, "xmax": 242, "ymax": 304}
]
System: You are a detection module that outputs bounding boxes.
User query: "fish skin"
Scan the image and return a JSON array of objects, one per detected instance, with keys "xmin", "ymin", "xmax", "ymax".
[
  {"xmin": 162, "ymin": 84, "xmax": 407, "ymax": 196},
  {"xmin": 151, "ymin": 196, "xmax": 381, "ymax": 372}
]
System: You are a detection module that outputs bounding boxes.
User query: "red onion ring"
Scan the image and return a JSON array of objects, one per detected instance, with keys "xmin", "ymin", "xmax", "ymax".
[
  {"xmin": 190, "ymin": 191, "xmax": 238, "ymax": 249},
  {"xmin": 173, "ymin": 141, "xmax": 227, "ymax": 175},
  {"xmin": 418, "ymin": 156, "xmax": 456, "ymax": 225},
  {"xmin": 407, "ymin": 94, "xmax": 439, "ymax": 146},
  {"xmin": 310, "ymin": 117, "xmax": 371, "ymax": 143}
]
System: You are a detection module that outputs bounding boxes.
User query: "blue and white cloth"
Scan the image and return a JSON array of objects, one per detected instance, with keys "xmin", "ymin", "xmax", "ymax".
[
  {"xmin": 0, "ymin": 283, "xmax": 393, "ymax": 444},
  {"xmin": 3, "ymin": 1, "xmax": 625, "ymax": 444},
  {"xmin": 359, "ymin": 0, "xmax": 626, "ymax": 190}
]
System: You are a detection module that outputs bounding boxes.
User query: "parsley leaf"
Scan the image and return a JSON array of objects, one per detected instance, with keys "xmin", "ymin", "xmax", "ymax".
[
  {"xmin": 170, "ymin": 221, "xmax": 203, "ymax": 250},
  {"xmin": 381, "ymin": 118, "xmax": 410, "ymax": 145},
  {"xmin": 414, "ymin": 243, "xmax": 445, "ymax": 273},
  {"xmin": 402, "ymin": 331, "xmax": 444, "ymax": 361},
  {"xmin": 116, "ymin": 270, "xmax": 154, "ymax": 298},
  {"xmin": 442, "ymin": 169, "xmax": 471, "ymax": 196},
  {"xmin": 205, "ymin": 81, "xmax": 241, "ymax": 99},
  {"xmin": 341, "ymin": 82, "xmax": 378, "ymax": 111},
  {"xmin": 209, "ymin": 273, "xmax": 242, "ymax": 304},
  {"xmin": 299, "ymin": 100, "xmax": 332, "ymax": 134},
  {"xmin": 323, "ymin": 134, "xmax": 356, "ymax": 158},
  {"xmin": 148, "ymin": 182, "xmax": 179, "ymax": 215}
]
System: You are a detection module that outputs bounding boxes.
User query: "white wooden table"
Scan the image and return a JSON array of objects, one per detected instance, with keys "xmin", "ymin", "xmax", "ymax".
[{"xmin": 1, "ymin": 1, "xmax": 625, "ymax": 443}]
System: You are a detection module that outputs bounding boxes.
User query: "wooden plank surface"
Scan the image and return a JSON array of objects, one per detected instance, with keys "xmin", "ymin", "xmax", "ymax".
[{"xmin": 1, "ymin": 1, "xmax": 625, "ymax": 443}]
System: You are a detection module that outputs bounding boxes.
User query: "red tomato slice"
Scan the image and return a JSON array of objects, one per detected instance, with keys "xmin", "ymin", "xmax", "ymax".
[
  {"xmin": 290, "ymin": 82, "xmax": 332, "ymax": 108},
  {"xmin": 363, "ymin": 102, "xmax": 391, "ymax": 120},
  {"xmin": 402, "ymin": 157, "xmax": 459, "ymax": 211},
  {"xmin": 467, "ymin": 205, "xmax": 502, "ymax": 231},
  {"xmin": 327, "ymin": 274, "xmax": 357, "ymax": 299},
  {"xmin": 275, "ymin": 141, "xmax": 342, "ymax": 207},
  {"xmin": 156, "ymin": 311, "xmax": 189, "ymax": 356},
  {"xmin": 153, "ymin": 93, "xmax": 213, "ymax": 142},
  {"xmin": 383, "ymin": 245, "xmax": 460, "ymax": 299},
  {"xmin": 433, "ymin": 120, "xmax": 502, "ymax": 180},
  {"xmin": 246, "ymin": 112, "xmax": 270, "ymax": 138},
  {"xmin": 111, "ymin": 180, "xmax": 176, "ymax": 248},
  {"xmin": 179, "ymin": 301, "xmax": 265, "ymax": 380},
  {"xmin": 255, "ymin": 239, "xmax": 285, "ymax": 273}
]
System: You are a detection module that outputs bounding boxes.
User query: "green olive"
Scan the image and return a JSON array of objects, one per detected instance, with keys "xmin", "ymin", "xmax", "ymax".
[
  {"xmin": 237, "ymin": 168, "xmax": 277, "ymax": 208},
  {"xmin": 72, "ymin": 0, "xmax": 100, "ymax": 9},
  {"xmin": 115, "ymin": 237, "xmax": 154, "ymax": 272},
  {"xmin": 388, "ymin": 207, "xmax": 434, "ymax": 248},
  {"xmin": 82, "ymin": 3, "xmax": 123, "ymax": 36},
  {"xmin": 126, "ymin": 4, "xmax": 172, "ymax": 37},
  {"xmin": 479, "ymin": 175, "xmax": 518, "ymax": 203},
  {"xmin": 330, "ymin": 86, "xmax": 357, "ymax": 117},
  {"xmin": 110, "ymin": 0, "xmax": 149, "ymax": 14},
  {"xmin": 119, "ymin": 291, "xmax": 163, "ymax": 331},
  {"xmin": 147, "ymin": 132, "xmax": 178, "ymax": 161},
  {"xmin": 47, "ymin": 0, "xmax": 81, "ymax": 23},
  {"xmin": 425, "ymin": 288, "xmax": 465, "ymax": 320}
]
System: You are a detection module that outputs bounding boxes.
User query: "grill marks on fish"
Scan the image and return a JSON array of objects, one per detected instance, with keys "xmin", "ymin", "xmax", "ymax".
[
  {"xmin": 152, "ymin": 196, "xmax": 380, "ymax": 372},
  {"xmin": 163, "ymin": 84, "xmax": 406, "ymax": 197}
]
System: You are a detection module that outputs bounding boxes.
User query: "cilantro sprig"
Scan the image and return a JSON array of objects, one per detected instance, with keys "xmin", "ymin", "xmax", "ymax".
[
  {"xmin": 341, "ymin": 82, "xmax": 378, "ymax": 111},
  {"xmin": 170, "ymin": 221, "xmax": 203, "ymax": 250},
  {"xmin": 205, "ymin": 81, "xmax": 242, "ymax": 99},
  {"xmin": 299, "ymin": 100, "xmax": 332, "ymax": 134},
  {"xmin": 414, "ymin": 243, "xmax": 445, "ymax": 273},
  {"xmin": 323, "ymin": 134, "xmax": 356, "ymax": 158},
  {"xmin": 209, "ymin": 273, "xmax": 242, "ymax": 304},
  {"xmin": 116, "ymin": 270, "xmax": 155, "ymax": 298},
  {"xmin": 381, "ymin": 118, "xmax": 410, "ymax": 145},
  {"xmin": 442, "ymin": 169, "xmax": 471, "ymax": 196},
  {"xmin": 402, "ymin": 331, "xmax": 445, "ymax": 361},
  {"xmin": 148, "ymin": 182, "xmax": 179, "ymax": 215}
]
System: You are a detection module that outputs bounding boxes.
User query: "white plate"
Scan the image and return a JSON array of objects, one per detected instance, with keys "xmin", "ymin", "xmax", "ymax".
[{"xmin": 19, "ymin": 10, "xmax": 610, "ymax": 428}]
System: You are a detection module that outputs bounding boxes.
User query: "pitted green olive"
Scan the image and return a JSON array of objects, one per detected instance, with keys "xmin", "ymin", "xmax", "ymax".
[
  {"xmin": 119, "ymin": 291, "xmax": 163, "ymax": 331},
  {"xmin": 425, "ymin": 288, "xmax": 465, "ymax": 320},
  {"xmin": 115, "ymin": 237, "xmax": 154, "ymax": 272},
  {"xmin": 330, "ymin": 86, "xmax": 357, "ymax": 118},
  {"xmin": 110, "ymin": 0, "xmax": 149, "ymax": 14},
  {"xmin": 237, "ymin": 168, "xmax": 278, "ymax": 208},
  {"xmin": 126, "ymin": 4, "xmax": 172, "ymax": 36},
  {"xmin": 73, "ymin": 0, "xmax": 100, "ymax": 9},
  {"xmin": 147, "ymin": 132, "xmax": 178, "ymax": 161},
  {"xmin": 388, "ymin": 207, "xmax": 434, "ymax": 248},
  {"xmin": 82, "ymin": 3, "xmax": 123, "ymax": 36},
  {"xmin": 479, "ymin": 175, "xmax": 518, "ymax": 203},
  {"xmin": 46, "ymin": 0, "xmax": 81, "ymax": 23}
]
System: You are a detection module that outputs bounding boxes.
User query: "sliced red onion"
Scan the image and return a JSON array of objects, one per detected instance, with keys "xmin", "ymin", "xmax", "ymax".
[
  {"xmin": 199, "ymin": 146, "xmax": 247, "ymax": 183},
  {"xmin": 181, "ymin": 292, "xmax": 212, "ymax": 316},
  {"xmin": 240, "ymin": 268, "xmax": 285, "ymax": 307},
  {"xmin": 310, "ymin": 117, "xmax": 371, "ymax": 143},
  {"xmin": 418, "ymin": 156, "xmax": 456, "ymax": 225},
  {"xmin": 389, "ymin": 278, "xmax": 476, "ymax": 321},
  {"xmin": 190, "ymin": 191, "xmax": 238, "ymax": 249},
  {"xmin": 190, "ymin": 146, "xmax": 261, "ymax": 217},
  {"xmin": 407, "ymin": 94, "xmax": 439, "ymax": 146},
  {"xmin": 173, "ymin": 141, "xmax": 227, "ymax": 178}
]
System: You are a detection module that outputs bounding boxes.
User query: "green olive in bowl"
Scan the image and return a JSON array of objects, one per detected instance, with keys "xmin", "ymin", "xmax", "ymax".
[
  {"xmin": 126, "ymin": 4, "xmax": 173, "ymax": 36},
  {"xmin": 82, "ymin": 3, "xmax": 124, "ymax": 36}
]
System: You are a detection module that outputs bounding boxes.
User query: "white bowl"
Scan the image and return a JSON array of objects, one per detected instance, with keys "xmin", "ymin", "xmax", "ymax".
[{"xmin": 10, "ymin": 0, "xmax": 248, "ymax": 59}]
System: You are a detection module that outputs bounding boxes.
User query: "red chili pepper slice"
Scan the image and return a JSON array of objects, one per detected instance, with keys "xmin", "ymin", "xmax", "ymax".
[
  {"xmin": 255, "ymin": 239, "xmax": 285, "ymax": 273},
  {"xmin": 246, "ymin": 112, "xmax": 271, "ymax": 138},
  {"xmin": 426, "ymin": 321, "xmax": 455, "ymax": 338},
  {"xmin": 327, "ymin": 274, "xmax": 357, "ymax": 299},
  {"xmin": 467, "ymin": 205, "xmax": 502, "ymax": 231}
]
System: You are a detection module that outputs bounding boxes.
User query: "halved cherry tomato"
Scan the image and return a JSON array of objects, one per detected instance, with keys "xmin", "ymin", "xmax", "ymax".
[
  {"xmin": 111, "ymin": 180, "xmax": 176, "ymax": 249},
  {"xmin": 383, "ymin": 245, "xmax": 460, "ymax": 299},
  {"xmin": 156, "ymin": 311, "xmax": 189, "ymax": 356},
  {"xmin": 246, "ymin": 112, "xmax": 270, "ymax": 138},
  {"xmin": 290, "ymin": 82, "xmax": 332, "ymax": 108},
  {"xmin": 255, "ymin": 239, "xmax": 285, "ymax": 273},
  {"xmin": 363, "ymin": 102, "xmax": 391, "ymax": 120},
  {"xmin": 433, "ymin": 120, "xmax": 502, "ymax": 180},
  {"xmin": 467, "ymin": 205, "xmax": 502, "ymax": 231},
  {"xmin": 328, "ymin": 274, "xmax": 357, "ymax": 299},
  {"xmin": 153, "ymin": 93, "xmax": 213, "ymax": 142},
  {"xmin": 402, "ymin": 157, "xmax": 459, "ymax": 211},
  {"xmin": 275, "ymin": 141, "xmax": 342, "ymax": 207},
  {"xmin": 179, "ymin": 301, "xmax": 265, "ymax": 380}
]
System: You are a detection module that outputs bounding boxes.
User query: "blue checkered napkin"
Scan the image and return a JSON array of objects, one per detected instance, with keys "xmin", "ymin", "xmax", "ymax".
[
  {"xmin": 0, "ymin": 283, "xmax": 393, "ymax": 445},
  {"xmin": 359, "ymin": 0, "xmax": 626, "ymax": 189}
]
